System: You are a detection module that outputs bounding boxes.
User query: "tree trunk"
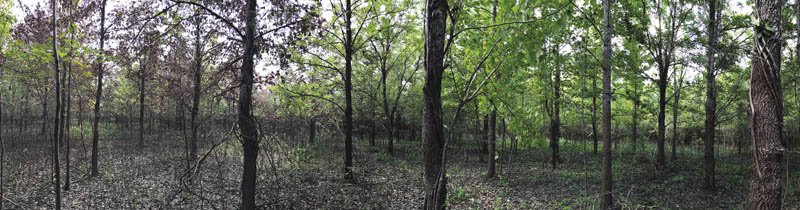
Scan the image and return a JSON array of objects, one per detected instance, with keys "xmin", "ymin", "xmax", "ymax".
[
  {"xmin": 51, "ymin": 1, "xmax": 62, "ymax": 207},
  {"xmin": 482, "ymin": 114, "xmax": 489, "ymax": 158},
  {"xmin": 422, "ymin": 0, "xmax": 448, "ymax": 209},
  {"xmin": 487, "ymin": 109, "xmax": 496, "ymax": 179},
  {"xmin": 748, "ymin": 0, "xmax": 784, "ymax": 208},
  {"xmin": 672, "ymin": 77, "xmax": 681, "ymax": 160},
  {"xmin": 632, "ymin": 78, "xmax": 638, "ymax": 155},
  {"xmin": 139, "ymin": 55, "xmax": 147, "ymax": 147},
  {"xmin": 309, "ymin": 118, "xmax": 315, "ymax": 145},
  {"xmin": 600, "ymin": 0, "xmax": 614, "ymax": 208},
  {"xmin": 238, "ymin": 0, "xmax": 259, "ymax": 209},
  {"xmin": 592, "ymin": 73, "xmax": 598, "ymax": 154},
  {"xmin": 551, "ymin": 64, "xmax": 561, "ymax": 168},
  {"xmin": 91, "ymin": 0, "xmax": 107, "ymax": 178},
  {"xmin": 190, "ymin": 15, "xmax": 203, "ymax": 164},
  {"xmin": 657, "ymin": 64, "xmax": 667, "ymax": 167},
  {"xmin": 703, "ymin": 0, "xmax": 718, "ymax": 190},
  {"xmin": 343, "ymin": 0, "xmax": 354, "ymax": 181}
]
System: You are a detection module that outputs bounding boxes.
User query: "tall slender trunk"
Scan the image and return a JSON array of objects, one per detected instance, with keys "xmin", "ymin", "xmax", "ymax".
[
  {"xmin": 600, "ymin": 0, "xmax": 614, "ymax": 208},
  {"xmin": 551, "ymin": 60, "xmax": 561, "ymax": 168},
  {"xmin": 703, "ymin": 0, "xmax": 718, "ymax": 190},
  {"xmin": 632, "ymin": 77, "xmax": 638, "ymax": 155},
  {"xmin": 91, "ymin": 0, "xmax": 107, "ymax": 177},
  {"xmin": 343, "ymin": 0, "xmax": 354, "ymax": 181},
  {"xmin": 238, "ymin": 0, "xmax": 259, "ymax": 209},
  {"xmin": 64, "ymin": 62, "xmax": 72, "ymax": 191},
  {"xmin": 748, "ymin": 0, "xmax": 784, "ymax": 208},
  {"xmin": 487, "ymin": 109, "xmax": 496, "ymax": 179},
  {"xmin": 139, "ymin": 54, "xmax": 147, "ymax": 147},
  {"xmin": 190, "ymin": 15, "xmax": 203, "ymax": 163},
  {"xmin": 592, "ymin": 74, "xmax": 598, "ymax": 154},
  {"xmin": 51, "ymin": 0, "xmax": 62, "ymax": 207},
  {"xmin": 422, "ymin": 0, "xmax": 448, "ymax": 209}
]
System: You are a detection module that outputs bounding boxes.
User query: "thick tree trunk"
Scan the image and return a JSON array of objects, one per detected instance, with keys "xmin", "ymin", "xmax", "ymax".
[
  {"xmin": 239, "ymin": 0, "xmax": 259, "ymax": 209},
  {"xmin": 703, "ymin": 0, "xmax": 718, "ymax": 190},
  {"xmin": 343, "ymin": 0, "xmax": 354, "ymax": 181},
  {"xmin": 600, "ymin": 0, "xmax": 614, "ymax": 208},
  {"xmin": 91, "ymin": 0, "xmax": 107, "ymax": 178},
  {"xmin": 422, "ymin": 0, "xmax": 448, "ymax": 209},
  {"xmin": 748, "ymin": 0, "xmax": 784, "ymax": 208},
  {"xmin": 487, "ymin": 109, "xmax": 496, "ymax": 179}
]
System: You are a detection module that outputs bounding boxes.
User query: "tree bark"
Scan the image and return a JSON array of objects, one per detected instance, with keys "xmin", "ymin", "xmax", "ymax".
[
  {"xmin": 482, "ymin": 114, "xmax": 488, "ymax": 158},
  {"xmin": 139, "ymin": 54, "xmax": 147, "ymax": 147},
  {"xmin": 91, "ymin": 0, "xmax": 107, "ymax": 178},
  {"xmin": 487, "ymin": 109, "xmax": 496, "ymax": 179},
  {"xmin": 592, "ymin": 73, "xmax": 598, "ymax": 154},
  {"xmin": 309, "ymin": 118, "xmax": 315, "ymax": 145},
  {"xmin": 239, "ymin": 0, "xmax": 259, "ymax": 209},
  {"xmin": 190, "ymin": 15, "xmax": 204, "ymax": 164},
  {"xmin": 550, "ymin": 61, "xmax": 561, "ymax": 168},
  {"xmin": 600, "ymin": 0, "xmax": 614, "ymax": 208},
  {"xmin": 343, "ymin": 0, "xmax": 354, "ymax": 181},
  {"xmin": 657, "ymin": 64, "xmax": 667, "ymax": 166},
  {"xmin": 51, "ymin": 0, "xmax": 62, "ymax": 207},
  {"xmin": 672, "ymin": 76, "xmax": 681, "ymax": 160},
  {"xmin": 748, "ymin": 0, "xmax": 784, "ymax": 208},
  {"xmin": 703, "ymin": 0, "xmax": 718, "ymax": 190},
  {"xmin": 422, "ymin": 0, "xmax": 448, "ymax": 209},
  {"xmin": 632, "ymin": 77, "xmax": 638, "ymax": 155}
]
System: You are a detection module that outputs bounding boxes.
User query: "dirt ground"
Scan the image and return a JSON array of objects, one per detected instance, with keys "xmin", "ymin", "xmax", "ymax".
[{"xmin": 2, "ymin": 130, "xmax": 798, "ymax": 209}]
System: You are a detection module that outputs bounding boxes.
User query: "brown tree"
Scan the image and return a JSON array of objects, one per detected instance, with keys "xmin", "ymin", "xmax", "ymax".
[
  {"xmin": 703, "ymin": 0, "xmax": 718, "ymax": 190},
  {"xmin": 748, "ymin": 0, "xmax": 784, "ymax": 208},
  {"xmin": 422, "ymin": 0, "xmax": 447, "ymax": 209},
  {"xmin": 600, "ymin": 0, "xmax": 614, "ymax": 208},
  {"xmin": 91, "ymin": 0, "xmax": 107, "ymax": 178},
  {"xmin": 487, "ymin": 108, "xmax": 496, "ymax": 179}
]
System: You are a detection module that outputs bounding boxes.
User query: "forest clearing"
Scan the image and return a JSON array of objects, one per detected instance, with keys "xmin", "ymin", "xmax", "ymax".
[{"xmin": 0, "ymin": 0, "xmax": 798, "ymax": 209}]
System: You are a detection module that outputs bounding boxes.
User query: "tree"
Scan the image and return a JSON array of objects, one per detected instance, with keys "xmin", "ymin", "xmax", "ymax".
[
  {"xmin": 487, "ymin": 108, "xmax": 496, "ymax": 178},
  {"xmin": 51, "ymin": 0, "xmax": 61, "ymax": 208},
  {"xmin": 747, "ymin": 0, "xmax": 784, "ymax": 208},
  {"xmin": 548, "ymin": 47, "xmax": 562, "ymax": 169},
  {"xmin": 635, "ymin": 0, "xmax": 692, "ymax": 166},
  {"xmin": 422, "ymin": 0, "xmax": 447, "ymax": 209},
  {"xmin": 600, "ymin": 0, "xmax": 613, "ymax": 208},
  {"xmin": 91, "ymin": 0, "xmax": 107, "ymax": 177},
  {"xmin": 189, "ymin": 11, "xmax": 204, "ymax": 164},
  {"xmin": 703, "ymin": 0, "xmax": 718, "ymax": 190},
  {"xmin": 238, "ymin": 0, "xmax": 258, "ymax": 208}
]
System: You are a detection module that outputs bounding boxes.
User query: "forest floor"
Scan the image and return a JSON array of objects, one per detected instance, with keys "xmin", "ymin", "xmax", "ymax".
[{"xmin": 3, "ymin": 126, "xmax": 800, "ymax": 209}]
